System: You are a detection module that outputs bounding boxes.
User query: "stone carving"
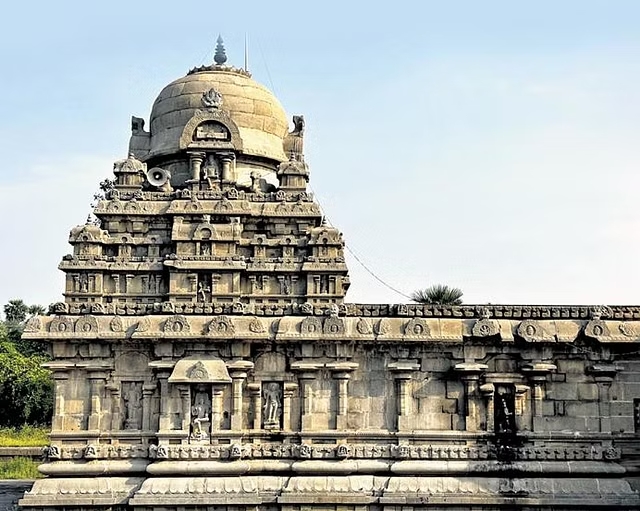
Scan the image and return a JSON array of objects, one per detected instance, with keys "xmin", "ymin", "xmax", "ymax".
[
  {"xmin": 300, "ymin": 316, "xmax": 322, "ymax": 335},
  {"xmin": 404, "ymin": 317, "xmax": 430, "ymax": 337},
  {"xmin": 585, "ymin": 319, "xmax": 610, "ymax": 340},
  {"xmin": 202, "ymin": 87, "xmax": 223, "ymax": 109},
  {"xmin": 50, "ymin": 302, "xmax": 68, "ymax": 314},
  {"xmin": 156, "ymin": 445, "xmax": 169, "ymax": 459},
  {"xmin": 262, "ymin": 382, "xmax": 282, "ymax": 429},
  {"xmin": 191, "ymin": 387, "xmax": 211, "ymax": 440},
  {"xmin": 300, "ymin": 302, "xmax": 313, "ymax": 314},
  {"xmin": 298, "ymin": 444, "xmax": 312, "ymax": 458},
  {"xmin": 206, "ymin": 315, "xmax": 235, "ymax": 335},
  {"xmin": 375, "ymin": 319, "xmax": 391, "ymax": 336},
  {"xmin": 336, "ymin": 444, "xmax": 351, "ymax": 458},
  {"xmin": 517, "ymin": 320, "xmax": 543, "ymax": 342},
  {"xmin": 45, "ymin": 445, "xmax": 61, "ymax": 459},
  {"xmin": 187, "ymin": 361, "xmax": 209, "ymax": 380},
  {"xmin": 50, "ymin": 316, "xmax": 74, "ymax": 333},
  {"xmin": 249, "ymin": 317, "xmax": 265, "ymax": 333},
  {"xmin": 619, "ymin": 322, "xmax": 637, "ymax": 337},
  {"xmin": 356, "ymin": 317, "xmax": 373, "ymax": 335},
  {"xmin": 590, "ymin": 305, "xmax": 613, "ymax": 320},
  {"xmin": 24, "ymin": 316, "xmax": 41, "ymax": 333},
  {"xmin": 123, "ymin": 382, "xmax": 143, "ymax": 430},
  {"xmin": 323, "ymin": 315, "xmax": 345, "ymax": 335},
  {"xmin": 472, "ymin": 317, "xmax": 500, "ymax": 337},
  {"xmin": 230, "ymin": 443, "xmax": 243, "ymax": 459},
  {"xmin": 75, "ymin": 315, "xmax": 99, "ymax": 333},
  {"xmin": 163, "ymin": 315, "xmax": 190, "ymax": 333},
  {"xmin": 135, "ymin": 317, "xmax": 151, "ymax": 332},
  {"xmin": 84, "ymin": 445, "xmax": 98, "ymax": 459},
  {"xmin": 90, "ymin": 302, "xmax": 105, "ymax": 314},
  {"xmin": 109, "ymin": 316, "xmax": 124, "ymax": 332}
]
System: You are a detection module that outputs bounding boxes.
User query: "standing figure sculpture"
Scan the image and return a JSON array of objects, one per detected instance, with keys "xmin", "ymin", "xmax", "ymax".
[
  {"xmin": 262, "ymin": 382, "xmax": 282, "ymax": 428},
  {"xmin": 123, "ymin": 382, "xmax": 142, "ymax": 430},
  {"xmin": 190, "ymin": 389, "xmax": 211, "ymax": 440}
]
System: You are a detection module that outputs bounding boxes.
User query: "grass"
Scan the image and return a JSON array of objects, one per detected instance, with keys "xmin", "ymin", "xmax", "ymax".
[
  {"xmin": 0, "ymin": 457, "xmax": 42, "ymax": 479},
  {"xmin": 0, "ymin": 426, "xmax": 49, "ymax": 447}
]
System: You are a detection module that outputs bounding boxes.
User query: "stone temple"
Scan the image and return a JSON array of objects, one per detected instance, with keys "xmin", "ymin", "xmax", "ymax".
[{"xmin": 18, "ymin": 40, "xmax": 640, "ymax": 510}]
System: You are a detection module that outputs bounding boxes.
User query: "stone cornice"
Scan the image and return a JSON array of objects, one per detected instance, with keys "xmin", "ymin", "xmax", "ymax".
[{"xmin": 23, "ymin": 313, "xmax": 640, "ymax": 343}]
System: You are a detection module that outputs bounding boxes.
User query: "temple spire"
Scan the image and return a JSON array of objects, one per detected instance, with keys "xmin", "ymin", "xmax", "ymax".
[{"xmin": 214, "ymin": 35, "xmax": 227, "ymax": 65}]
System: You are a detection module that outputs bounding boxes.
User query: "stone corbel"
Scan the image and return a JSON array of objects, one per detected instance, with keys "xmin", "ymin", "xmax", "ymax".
[
  {"xmin": 388, "ymin": 360, "xmax": 420, "ymax": 431},
  {"xmin": 454, "ymin": 363, "xmax": 488, "ymax": 432}
]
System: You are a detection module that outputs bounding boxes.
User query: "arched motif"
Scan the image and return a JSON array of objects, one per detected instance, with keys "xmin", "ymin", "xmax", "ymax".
[
  {"xmin": 404, "ymin": 318, "xmax": 430, "ymax": 338},
  {"xmin": 50, "ymin": 316, "xmax": 74, "ymax": 334},
  {"xmin": 584, "ymin": 319, "xmax": 610, "ymax": 340},
  {"xmin": 206, "ymin": 315, "xmax": 235, "ymax": 335},
  {"xmin": 179, "ymin": 110, "xmax": 243, "ymax": 152},
  {"xmin": 300, "ymin": 316, "xmax": 322, "ymax": 335},
  {"xmin": 110, "ymin": 316, "xmax": 124, "ymax": 333},
  {"xmin": 356, "ymin": 318, "xmax": 373, "ymax": 335},
  {"xmin": 472, "ymin": 318, "xmax": 500, "ymax": 338},
  {"xmin": 163, "ymin": 315, "xmax": 191, "ymax": 333},
  {"xmin": 323, "ymin": 316, "xmax": 345, "ymax": 336},
  {"xmin": 75, "ymin": 316, "xmax": 99, "ymax": 334}
]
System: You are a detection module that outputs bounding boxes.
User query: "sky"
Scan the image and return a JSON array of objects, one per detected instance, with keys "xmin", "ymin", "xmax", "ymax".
[{"xmin": 1, "ymin": 0, "xmax": 639, "ymax": 309}]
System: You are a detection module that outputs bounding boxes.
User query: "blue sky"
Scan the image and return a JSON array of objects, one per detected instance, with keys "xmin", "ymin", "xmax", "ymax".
[{"xmin": 1, "ymin": 0, "xmax": 640, "ymax": 308}]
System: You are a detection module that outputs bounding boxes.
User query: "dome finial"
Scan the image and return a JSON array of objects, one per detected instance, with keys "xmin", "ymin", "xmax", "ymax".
[{"xmin": 214, "ymin": 35, "xmax": 227, "ymax": 65}]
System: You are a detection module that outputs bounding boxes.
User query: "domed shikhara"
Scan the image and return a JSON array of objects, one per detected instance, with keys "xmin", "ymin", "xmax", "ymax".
[{"xmin": 131, "ymin": 67, "xmax": 288, "ymax": 164}]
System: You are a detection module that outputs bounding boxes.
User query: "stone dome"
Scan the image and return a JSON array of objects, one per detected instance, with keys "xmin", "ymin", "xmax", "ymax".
[{"xmin": 149, "ymin": 68, "xmax": 289, "ymax": 162}]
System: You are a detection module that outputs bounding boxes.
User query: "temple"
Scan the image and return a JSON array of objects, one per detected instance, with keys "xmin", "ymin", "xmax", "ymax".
[{"xmin": 19, "ymin": 39, "xmax": 640, "ymax": 510}]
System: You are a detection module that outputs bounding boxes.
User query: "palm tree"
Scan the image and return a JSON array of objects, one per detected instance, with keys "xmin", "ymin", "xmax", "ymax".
[{"xmin": 410, "ymin": 284, "xmax": 463, "ymax": 305}]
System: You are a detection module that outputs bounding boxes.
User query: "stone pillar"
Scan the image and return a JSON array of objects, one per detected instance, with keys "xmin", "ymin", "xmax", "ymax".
[
  {"xmin": 87, "ymin": 371, "xmax": 107, "ymax": 431},
  {"xmin": 454, "ymin": 363, "xmax": 488, "ymax": 432},
  {"xmin": 328, "ymin": 362, "xmax": 358, "ymax": 430},
  {"xmin": 211, "ymin": 386, "xmax": 225, "ymax": 434},
  {"xmin": 51, "ymin": 371, "xmax": 69, "ymax": 432},
  {"xmin": 388, "ymin": 361, "xmax": 420, "ymax": 431},
  {"xmin": 106, "ymin": 383, "xmax": 121, "ymax": 431},
  {"xmin": 588, "ymin": 364, "xmax": 621, "ymax": 435},
  {"xmin": 247, "ymin": 383, "xmax": 262, "ymax": 430},
  {"xmin": 292, "ymin": 362, "xmax": 322, "ymax": 431},
  {"xmin": 522, "ymin": 362, "xmax": 557, "ymax": 430},
  {"xmin": 480, "ymin": 383, "xmax": 495, "ymax": 432},
  {"xmin": 142, "ymin": 383, "xmax": 156, "ymax": 431},
  {"xmin": 189, "ymin": 152, "xmax": 205, "ymax": 182},
  {"xmin": 229, "ymin": 371, "xmax": 247, "ymax": 430},
  {"xmin": 178, "ymin": 386, "xmax": 191, "ymax": 435},
  {"xmin": 283, "ymin": 382, "xmax": 298, "ymax": 432},
  {"xmin": 219, "ymin": 153, "xmax": 235, "ymax": 183}
]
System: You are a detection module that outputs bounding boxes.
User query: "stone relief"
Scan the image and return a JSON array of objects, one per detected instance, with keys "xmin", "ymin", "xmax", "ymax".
[
  {"xmin": 300, "ymin": 316, "xmax": 322, "ymax": 335},
  {"xmin": 262, "ymin": 382, "xmax": 282, "ymax": 429},
  {"xmin": 190, "ymin": 386, "xmax": 211, "ymax": 440},
  {"xmin": 122, "ymin": 382, "xmax": 143, "ymax": 430},
  {"xmin": 206, "ymin": 315, "xmax": 235, "ymax": 335},
  {"xmin": 75, "ymin": 315, "xmax": 99, "ymax": 333},
  {"xmin": 404, "ymin": 317, "xmax": 430, "ymax": 337},
  {"xmin": 163, "ymin": 315, "xmax": 191, "ymax": 333}
]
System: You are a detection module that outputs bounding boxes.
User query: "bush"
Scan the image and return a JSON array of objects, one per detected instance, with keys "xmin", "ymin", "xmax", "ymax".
[
  {"xmin": 0, "ymin": 426, "xmax": 49, "ymax": 447},
  {"xmin": 0, "ymin": 457, "xmax": 43, "ymax": 479}
]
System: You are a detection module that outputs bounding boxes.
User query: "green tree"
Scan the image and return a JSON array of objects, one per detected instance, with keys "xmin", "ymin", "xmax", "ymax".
[
  {"xmin": 0, "ymin": 323, "xmax": 52, "ymax": 426},
  {"xmin": 3, "ymin": 299, "xmax": 29, "ymax": 323},
  {"xmin": 410, "ymin": 284, "xmax": 464, "ymax": 305}
]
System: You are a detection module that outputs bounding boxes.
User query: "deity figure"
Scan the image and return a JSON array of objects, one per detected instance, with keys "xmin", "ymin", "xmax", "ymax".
[
  {"xmin": 494, "ymin": 385, "xmax": 516, "ymax": 435},
  {"xmin": 123, "ymin": 383, "xmax": 142, "ymax": 430},
  {"xmin": 197, "ymin": 281, "xmax": 210, "ymax": 302},
  {"xmin": 191, "ymin": 389, "xmax": 211, "ymax": 440},
  {"xmin": 262, "ymin": 382, "xmax": 282, "ymax": 427}
]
